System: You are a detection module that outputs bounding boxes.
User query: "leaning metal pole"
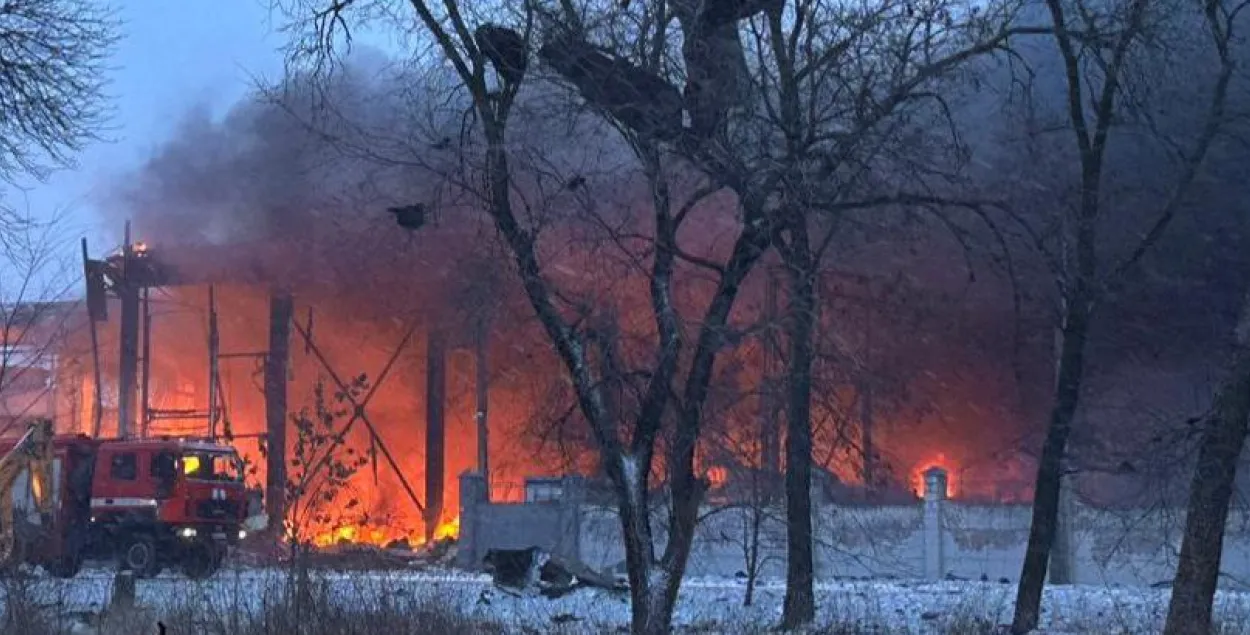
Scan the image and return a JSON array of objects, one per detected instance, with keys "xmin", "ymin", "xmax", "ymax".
[
  {"xmin": 116, "ymin": 221, "xmax": 140, "ymax": 439},
  {"xmin": 81, "ymin": 239, "xmax": 105, "ymax": 438},
  {"xmin": 207, "ymin": 285, "xmax": 220, "ymax": 439}
]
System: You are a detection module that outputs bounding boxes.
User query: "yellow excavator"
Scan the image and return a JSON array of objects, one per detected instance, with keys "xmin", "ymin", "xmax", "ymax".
[{"xmin": 0, "ymin": 419, "xmax": 55, "ymax": 565}]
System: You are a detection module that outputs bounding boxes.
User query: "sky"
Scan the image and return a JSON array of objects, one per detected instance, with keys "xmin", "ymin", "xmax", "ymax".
[{"xmin": 18, "ymin": 1, "xmax": 293, "ymax": 257}]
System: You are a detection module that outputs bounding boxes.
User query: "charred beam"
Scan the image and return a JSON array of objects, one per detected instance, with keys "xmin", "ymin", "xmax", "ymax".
[
  {"xmin": 425, "ymin": 329, "xmax": 447, "ymax": 540},
  {"xmin": 475, "ymin": 317, "xmax": 491, "ymax": 481},
  {"xmin": 264, "ymin": 291, "xmax": 293, "ymax": 534},
  {"xmin": 291, "ymin": 318, "xmax": 426, "ymax": 514},
  {"xmin": 388, "ymin": 204, "xmax": 427, "ymax": 231},
  {"xmin": 117, "ymin": 224, "xmax": 140, "ymax": 439}
]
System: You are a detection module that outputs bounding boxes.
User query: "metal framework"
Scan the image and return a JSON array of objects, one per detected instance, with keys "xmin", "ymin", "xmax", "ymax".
[{"xmin": 291, "ymin": 317, "xmax": 426, "ymax": 514}]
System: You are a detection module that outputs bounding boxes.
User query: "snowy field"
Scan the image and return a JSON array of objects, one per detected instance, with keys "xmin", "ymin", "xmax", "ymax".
[{"xmin": 12, "ymin": 566, "xmax": 1250, "ymax": 634}]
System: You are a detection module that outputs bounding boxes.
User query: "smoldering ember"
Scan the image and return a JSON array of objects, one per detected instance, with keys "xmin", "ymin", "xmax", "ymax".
[{"xmin": 3, "ymin": 1, "xmax": 1250, "ymax": 634}]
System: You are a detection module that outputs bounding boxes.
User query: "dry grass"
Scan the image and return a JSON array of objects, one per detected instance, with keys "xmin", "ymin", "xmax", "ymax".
[
  {"xmin": 4, "ymin": 567, "xmax": 1250, "ymax": 634},
  {"xmin": 0, "ymin": 569, "xmax": 507, "ymax": 635}
]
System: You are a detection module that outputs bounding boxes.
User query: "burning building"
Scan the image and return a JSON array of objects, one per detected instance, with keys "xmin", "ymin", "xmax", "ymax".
[
  {"xmin": 57, "ymin": 226, "xmax": 553, "ymax": 548},
  {"xmin": 34, "ymin": 222, "xmax": 1048, "ymax": 552},
  {"xmin": 33, "ymin": 60, "xmax": 1077, "ymax": 551}
]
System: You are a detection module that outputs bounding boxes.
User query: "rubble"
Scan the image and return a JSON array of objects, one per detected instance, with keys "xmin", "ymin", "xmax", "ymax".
[
  {"xmin": 482, "ymin": 547, "xmax": 627, "ymax": 598},
  {"xmin": 233, "ymin": 536, "xmax": 459, "ymax": 571}
]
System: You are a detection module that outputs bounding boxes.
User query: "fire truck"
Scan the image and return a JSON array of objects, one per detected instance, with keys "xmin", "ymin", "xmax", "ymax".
[{"xmin": 3, "ymin": 432, "xmax": 253, "ymax": 579}]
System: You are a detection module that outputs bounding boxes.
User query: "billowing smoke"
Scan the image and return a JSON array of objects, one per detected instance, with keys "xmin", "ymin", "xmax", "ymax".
[
  {"xmin": 86, "ymin": 25, "xmax": 1250, "ymax": 538},
  {"xmin": 88, "ymin": 47, "xmax": 1054, "ymax": 520}
]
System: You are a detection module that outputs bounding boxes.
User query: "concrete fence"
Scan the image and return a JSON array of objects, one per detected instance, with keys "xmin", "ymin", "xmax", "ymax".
[{"xmin": 456, "ymin": 468, "xmax": 1250, "ymax": 589}]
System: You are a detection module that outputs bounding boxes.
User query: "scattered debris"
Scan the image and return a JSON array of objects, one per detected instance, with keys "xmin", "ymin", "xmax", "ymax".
[
  {"xmin": 228, "ymin": 535, "xmax": 464, "ymax": 572},
  {"xmin": 551, "ymin": 613, "xmax": 581, "ymax": 625},
  {"xmin": 482, "ymin": 547, "xmax": 627, "ymax": 598}
]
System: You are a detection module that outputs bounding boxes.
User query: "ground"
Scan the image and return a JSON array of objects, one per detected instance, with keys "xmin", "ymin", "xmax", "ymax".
[{"xmin": 9, "ymin": 567, "xmax": 1250, "ymax": 633}]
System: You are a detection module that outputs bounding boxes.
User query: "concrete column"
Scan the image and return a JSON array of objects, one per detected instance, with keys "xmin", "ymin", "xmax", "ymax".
[
  {"xmin": 561, "ymin": 475, "xmax": 586, "ymax": 561},
  {"xmin": 456, "ymin": 471, "xmax": 488, "ymax": 569},
  {"xmin": 923, "ymin": 467, "xmax": 948, "ymax": 580}
]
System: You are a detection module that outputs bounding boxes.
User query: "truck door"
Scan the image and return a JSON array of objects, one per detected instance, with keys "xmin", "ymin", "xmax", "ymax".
[{"xmin": 91, "ymin": 449, "xmax": 157, "ymax": 518}]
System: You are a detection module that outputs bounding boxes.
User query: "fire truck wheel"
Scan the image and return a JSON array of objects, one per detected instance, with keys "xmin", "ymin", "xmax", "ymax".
[
  {"xmin": 180, "ymin": 542, "xmax": 223, "ymax": 580},
  {"xmin": 118, "ymin": 535, "xmax": 162, "ymax": 578}
]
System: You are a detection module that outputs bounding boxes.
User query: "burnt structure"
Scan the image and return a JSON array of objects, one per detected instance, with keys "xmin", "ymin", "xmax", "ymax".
[
  {"xmin": 424, "ymin": 328, "xmax": 447, "ymax": 541},
  {"xmin": 83, "ymin": 229, "xmax": 294, "ymax": 531},
  {"xmin": 264, "ymin": 292, "xmax": 293, "ymax": 531}
]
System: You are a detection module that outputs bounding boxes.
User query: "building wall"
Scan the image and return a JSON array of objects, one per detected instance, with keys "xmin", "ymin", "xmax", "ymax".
[{"xmin": 0, "ymin": 302, "xmax": 93, "ymax": 436}]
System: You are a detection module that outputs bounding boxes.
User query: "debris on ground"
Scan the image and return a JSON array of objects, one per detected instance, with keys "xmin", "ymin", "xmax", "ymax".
[
  {"xmin": 481, "ymin": 547, "xmax": 627, "ymax": 598},
  {"xmin": 232, "ymin": 536, "xmax": 459, "ymax": 571}
]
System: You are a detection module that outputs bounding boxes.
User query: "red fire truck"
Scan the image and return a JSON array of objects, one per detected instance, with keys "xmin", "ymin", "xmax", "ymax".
[{"xmin": 4, "ymin": 434, "xmax": 254, "ymax": 579}]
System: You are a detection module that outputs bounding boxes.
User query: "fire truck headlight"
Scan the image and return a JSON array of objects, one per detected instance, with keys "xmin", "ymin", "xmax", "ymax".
[
  {"xmin": 178, "ymin": 527, "xmax": 198, "ymax": 539},
  {"xmin": 237, "ymin": 530, "xmax": 247, "ymax": 541}
]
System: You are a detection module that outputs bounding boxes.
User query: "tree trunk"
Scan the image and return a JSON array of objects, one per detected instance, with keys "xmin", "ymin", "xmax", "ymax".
[
  {"xmin": 1011, "ymin": 303, "xmax": 1091, "ymax": 634},
  {"xmin": 616, "ymin": 466, "xmax": 699, "ymax": 635},
  {"xmin": 781, "ymin": 233, "xmax": 817, "ymax": 629},
  {"xmin": 744, "ymin": 469, "xmax": 764, "ymax": 607},
  {"xmin": 619, "ymin": 491, "xmax": 660, "ymax": 635},
  {"xmin": 1163, "ymin": 294, "xmax": 1250, "ymax": 635}
]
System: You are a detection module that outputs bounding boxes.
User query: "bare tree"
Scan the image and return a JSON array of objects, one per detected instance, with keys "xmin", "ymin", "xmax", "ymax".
[
  {"xmin": 518, "ymin": 0, "xmax": 1038, "ymax": 625},
  {"xmin": 0, "ymin": 0, "xmax": 118, "ymax": 220},
  {"xmin": 733, "ymin": 0, "xmax": 1037, "ymax": 623},
  {"xmin": 274, "ymin": 1, "xmax": 773, "ymax": 632},
  {"xmin": 1004, "ymin": 0, "xmax": 1246, "ymax": 630},
  {"xmin": 1162, "ymin": 288, "xmax": 1250, "ymax": 635},
  {"xmin": 282, "ymin": 376, "xmax": 374, "ymax": 551}
]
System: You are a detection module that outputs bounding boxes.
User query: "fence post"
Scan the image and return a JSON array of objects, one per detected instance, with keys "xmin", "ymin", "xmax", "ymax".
[
  {"xmin": 923, "ymin": 467, "xmax": 948, "ymax": 580},
  {"xmin": 456, "ymin": 470, "xmax": 488, "ymax": 569},
  {"xmin": 561, "ymin": 475, "xmax": 586, "ymax": 561}
]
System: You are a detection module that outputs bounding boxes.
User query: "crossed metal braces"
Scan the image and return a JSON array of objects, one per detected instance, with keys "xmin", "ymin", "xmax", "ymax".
[{"xmin": 291, "ymin": 316, "xmax": 426, "ymax": 514}]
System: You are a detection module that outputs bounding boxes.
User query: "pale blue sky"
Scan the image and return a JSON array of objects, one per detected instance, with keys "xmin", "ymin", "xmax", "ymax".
[{"xmin": 21, "ymin": 1, "xmax": 288, "ymax": 253}]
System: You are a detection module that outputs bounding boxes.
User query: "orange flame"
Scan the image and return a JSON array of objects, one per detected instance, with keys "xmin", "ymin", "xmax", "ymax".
[{"xmin": 309, "ymin": 516, "xmax": 461, "ymax": 549}]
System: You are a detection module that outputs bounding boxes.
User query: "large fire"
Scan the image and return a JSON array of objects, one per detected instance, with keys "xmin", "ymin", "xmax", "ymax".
[
  {"xmin": 310, "ymin": 517, "xmax": 460, "ymax": 549},
  {"xmin": 52, "ymin": 226, "xmax": 1040, "ymax": 552}
]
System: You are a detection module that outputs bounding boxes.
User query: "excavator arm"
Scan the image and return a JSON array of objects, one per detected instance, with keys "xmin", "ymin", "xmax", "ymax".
[{"xmin": 0, "ymin": 419, "xmax": 55, "ymax": 564}]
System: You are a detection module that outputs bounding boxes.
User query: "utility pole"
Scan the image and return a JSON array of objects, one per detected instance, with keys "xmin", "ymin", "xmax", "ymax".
[
  {"xmin": 760, "ymin": 267, "xmax": 781, "ymax": 477},
  {"xmin": 424, "ymin": 328, "xmax": 447, "ymax": 541},
  {"xmin": 116, "ymin": 222, "xmax": 140, "ymax": 439},
  {"xmin": 861, "ymin": 314, "xmax": 875, "ymax": 491},
  {"xmin": 81, "ymin": 238, "xmax": 105, "ymax": 438},
  {"xmin": 474, "ymin": 317, "xmax": 490, "ymax": 482},
  {"xmin": 140, "ymin": 287, "xmax": 153, "ymax": 436},
  {"xmin": 264, "ymin": 291, "xmax": 293, "ymax": 535},
  {"xmin": 207, "ymin": 286, "xmax": 220, "ymax": 439}
]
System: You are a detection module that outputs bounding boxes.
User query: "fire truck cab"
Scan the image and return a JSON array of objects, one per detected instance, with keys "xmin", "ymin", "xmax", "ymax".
[
  {"xmin": 7, "ymin": 435, "xmax": 252, "ymax": 579},
  {"xmin": 84, "ymin": 438, "xmax": 250, "ymax": 578}
]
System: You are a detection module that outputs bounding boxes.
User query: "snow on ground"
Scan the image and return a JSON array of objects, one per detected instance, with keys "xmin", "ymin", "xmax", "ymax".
[{"xmin": 16, "ymin": 567, "xmax": 1250, "ymax": 633}]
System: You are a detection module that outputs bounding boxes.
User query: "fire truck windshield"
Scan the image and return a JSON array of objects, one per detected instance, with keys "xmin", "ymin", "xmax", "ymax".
[{"xmin": 180, "ymin": 452, "xmax": 244, "ymax": 482}]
